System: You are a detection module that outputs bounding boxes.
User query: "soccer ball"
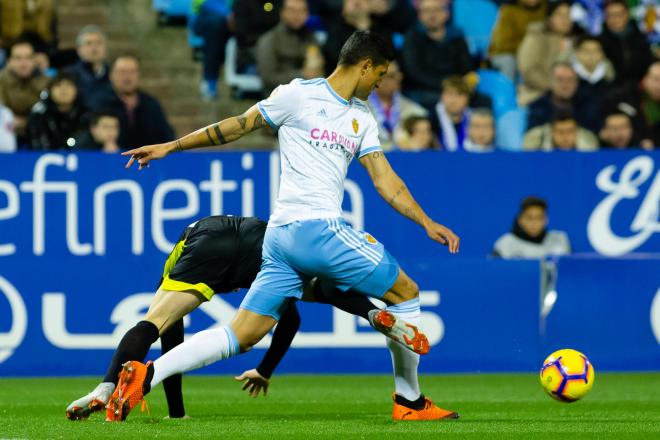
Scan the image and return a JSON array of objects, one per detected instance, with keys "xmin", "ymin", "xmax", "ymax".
[{"xmin": 540, "ymin": 349, "xmax": 595, "ymax": 402}]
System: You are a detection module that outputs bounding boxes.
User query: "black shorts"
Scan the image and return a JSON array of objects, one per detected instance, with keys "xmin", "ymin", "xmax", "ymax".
[{"xmin": 160, "ymin": 216, "xmax": 265, "ymax": 299}]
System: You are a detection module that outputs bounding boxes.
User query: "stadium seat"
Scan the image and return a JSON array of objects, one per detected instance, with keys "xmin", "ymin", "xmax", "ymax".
[
  {"xmin": 496, "ymin": 107, "xmax": 528, "ymax": 151},
  {"xmin": 476, "ymin": 69, "xmax": 517, "ymax": 120},
  {"xmin": 452, "ymin": 0, "xmax": 499, "ymax": 57},
  {"xmin": 153, "ymin": 0, "xmax": 192, "ymax": 24},
  {"xmin": 223, "ymin": 37, "xmax": 264, "ymax": 99}
]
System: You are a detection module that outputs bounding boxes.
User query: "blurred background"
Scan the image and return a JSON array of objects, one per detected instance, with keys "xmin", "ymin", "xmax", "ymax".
[{"xmin": 0, "ymin": 0, "xmax": 659, "ymax": 377}]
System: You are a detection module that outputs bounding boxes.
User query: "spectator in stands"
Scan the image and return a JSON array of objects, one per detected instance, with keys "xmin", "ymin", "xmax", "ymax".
[
  {"xmin": 233, "ymin": 0, "xmax": 282, "ymax": 72},
  {"xmin": 572, "ymin": 36, "xmax": 615, "ymax": 96},
  {"xmin": 27, "ymin": 72, "xmax": 88, "ymax": 150},
  {"xmin": 69, "ymin": 26, "xmax": 111, "ymax": 106},
  {"xmin": 0, "ymin": 0, "xmax": 55, "ymax": 50},
  {"xmin": 192, "ymin": 0, "xmax": 232, "ymax": 100},
  {"xmin": 367, "ymin": 61, "xmax": 427, "ymax": 150},
  {"xmin": 430, "ymin": 76, "xmax": 473, "ymax": 151},
  {"xmin": 0, "ymin": 39, "xmax": 49, "ymax": 147},
  {"xmin": 464, "ymin": 108, "xmax": 496, "ymax": 152},
  {"xmin": 88, "ymin": 54, "xmax": 175, "ymax": 148},
  {"xmin": 523, "ymin": 111, "xmax": 598, "ymax": 151},
  {"xmin": 600, "ymin": 0, "xmax": 654, "ymax": 87},
  {"xmin": 396, "ymin": 115, "xmax": 437, "ymax": 151},
  {"xmin": 489, "ymin": 0, "xmax": 547, "ymax": 81},
  {"xmin": 517, "ymin": 0, "xmax": 575, "ymax": 106},
  {"xmin": 492, "ymin": 196, "xmax": 571, "ymax": 259},
  {"xmin": 605, "ymin": 61, "xmax": 660, "ymax": 148},
  {"xmin": 319, "ymin": 0, "xmax": 416, "ymax": 64},
  {"xmin": 527, "ymin": 62, "xmax": 600, "ymax": 133},
  {"xmin": 599, "ymin": 111, "xmax": 638, "ymax": 149},
  {"xmin": 322, "ymin": 0, "xmax": 386, "ymax": 76},
  {"xmin": 402, "ymin": 0, "xmax": 473, "ymax": 110},
  {"xmin": 74, "ymin": 110, "xmax": 121, "ymax": 152},
  {"xmin": 0, "ymin": 104, "xmax": 16, "ymax": 152},
  {"xmin": 256, "ymin": 0, "xmax": 324, "ymax": 95}
]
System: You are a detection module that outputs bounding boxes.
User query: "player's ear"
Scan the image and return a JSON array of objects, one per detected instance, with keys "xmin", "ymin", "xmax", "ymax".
[{"xmin": 360, "ymin": 59, "xmax": 373, "ymax": 76}]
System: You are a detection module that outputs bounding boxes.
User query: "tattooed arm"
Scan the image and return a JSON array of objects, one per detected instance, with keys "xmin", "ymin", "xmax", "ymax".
[
  {"xmin": 122, "ymin": 105, "xmax": 267, "ymax": 170},
  {"xmin": 359, "ymin": 151, "xmax": 460, "ymax": 253}
]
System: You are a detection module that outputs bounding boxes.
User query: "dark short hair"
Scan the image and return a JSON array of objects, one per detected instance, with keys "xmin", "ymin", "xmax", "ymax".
[
  {"xmin": 442, "ymin": 75, "xmax": 470, "ymax": 95},
  {"xmin": 575, "ymin": 35, "xmax": 602, "ymax": 50},
  {"xmin": 547, "ymin": 0, "xmax": 571, "ymax": 17},
  {"xmin": 403, "ymin": 115, "xmax": 431, "ymax": 135},
  {"xmin": 604, "ymin": 0, "xmax": 628, "ymax": 10},
  {"xmin": 7, "ymin": 38, "xmax": 35, "ymax": 58},
  {"xmin": 49, "ymin": 72, "xmax": 77, "ymax": 91},
  {"xmin": 520, "ymin": 196, "xmax": 548, "ymax": 213},
  {"xmin": 551, "ymin": 110, "xmax": 576, "ymax": 125},
  {"xmin": 90, "ymin": 110, "xmax": 119, "ymax": 127},
  {"xmin": 337, "ymin": 30, "xmax": 395, "ymax": 67}
]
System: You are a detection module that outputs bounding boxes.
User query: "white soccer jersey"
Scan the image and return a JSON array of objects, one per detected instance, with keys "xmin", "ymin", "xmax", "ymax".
[{"xmin": 258, "ymin": 78, "xmax": 382, "ymax": 226}]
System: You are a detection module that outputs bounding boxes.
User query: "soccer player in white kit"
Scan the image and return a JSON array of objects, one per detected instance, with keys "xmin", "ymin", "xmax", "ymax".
[{"xmin": 115, "ymin": 31, "xmax": 461, "ymax": 421}]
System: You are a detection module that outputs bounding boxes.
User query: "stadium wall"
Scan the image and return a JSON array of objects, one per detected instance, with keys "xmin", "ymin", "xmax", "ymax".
[{"xmin": 0, "ymin": 151, "xmax": 659, "ymax": 375}]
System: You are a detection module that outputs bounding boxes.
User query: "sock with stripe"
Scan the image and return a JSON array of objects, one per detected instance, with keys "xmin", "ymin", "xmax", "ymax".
[
  {"xmin": 386, "ymin": 298, "xmax": 422, "ymax": 401},
  {"xmin": 150, "ymin": 326, "xmax": 240, "ymax": 390}
]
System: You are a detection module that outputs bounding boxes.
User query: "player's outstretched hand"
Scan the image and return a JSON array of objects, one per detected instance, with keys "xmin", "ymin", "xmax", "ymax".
[
  {"xmin": 424, "ymin": 220, "xmax": 460, "ymax": 254},
  {"xmin": 122, "ymin": 142, "xmax": 172, "ymax": 170},
  {"xmin": 235, "ymin": 369, "xmax": 269, "ymax": 398}
]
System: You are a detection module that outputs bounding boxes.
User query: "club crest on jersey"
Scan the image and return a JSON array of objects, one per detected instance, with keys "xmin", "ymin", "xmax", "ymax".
[
  {"xmin": 364, "ymin": 233, "xmax": 377, "ymax": 244},
  {"xmin": 352, "ymin": 118, "xmax": 359, "ymax": 134}
]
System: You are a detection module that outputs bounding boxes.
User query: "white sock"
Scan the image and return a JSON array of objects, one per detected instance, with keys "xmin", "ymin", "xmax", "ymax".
[
  {"xmin": 386, "ymin": 298, "xmax": 422, "ymax": 401},
  {"xmin": 150, "ymin": 326, "xmax": 240, "ymax": 389}
]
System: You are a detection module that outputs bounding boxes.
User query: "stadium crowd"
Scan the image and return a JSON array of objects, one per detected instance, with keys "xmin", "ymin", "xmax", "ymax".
[{"xmin": 1, "ymin": 0, "xmax": 660, "ymax": 152}]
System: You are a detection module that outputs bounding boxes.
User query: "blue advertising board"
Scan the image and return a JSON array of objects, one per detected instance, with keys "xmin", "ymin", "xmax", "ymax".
[{"xmin": 0, "ymin": 151, "xmax": 658, "ymax": 375}]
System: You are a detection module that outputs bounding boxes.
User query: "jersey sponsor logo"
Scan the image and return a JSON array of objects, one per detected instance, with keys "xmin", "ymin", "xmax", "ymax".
[
  {"xmin": 587, "ymin": 156, "xmax": 660, "ymax": 256},
  {"xmin": 309, "ymin": 128, "xmax": 358, "ymax": 160},
  {"xmin": 352, "ymin": 118, "xmax": 359, "ymax": 134},
  {"xmin": 364, "ymin": 233, "xmax": 377, "ymax": 244}
]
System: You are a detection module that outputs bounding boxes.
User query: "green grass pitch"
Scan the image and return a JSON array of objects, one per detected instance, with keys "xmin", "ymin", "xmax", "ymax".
[{"xmin": 1, "ymin": 373, "xmax": 659, "ymax": 439}]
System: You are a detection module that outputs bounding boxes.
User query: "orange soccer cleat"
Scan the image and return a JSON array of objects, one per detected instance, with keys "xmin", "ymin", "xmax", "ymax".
[
  {"xmin": 392, "ymin": 394, "xmax": 459, "ymax": 421},
  {"xmin": 105, "ymin": 360, "xmax": 153, "ymax": 422},
  {"xmin": 369, "ymin": 310, "xmax": 430, "ymax": 355}
]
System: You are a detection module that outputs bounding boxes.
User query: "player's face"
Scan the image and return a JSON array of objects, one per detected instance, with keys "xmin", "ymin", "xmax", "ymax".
[
  {"xmin": 78, "ymin": 32, "xmax": 107, "ymax": 64},
  {"xmin": 356, "ymin": 61, "xmax": 389, "ymax": 100},
  {"xmin": 50, "ymin": 80, "xmax": 78, "ymax": 107},
  {"xmin": 376, "ymin": 63, "xmax": 402, "ymax": 97},
  {"xmin": 110, "ymin": 58, "xmax": 140, "ymax": 95},
  {"xmin": 518, "ymin": 206, "xmax": 547, "ymax": 238}
]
